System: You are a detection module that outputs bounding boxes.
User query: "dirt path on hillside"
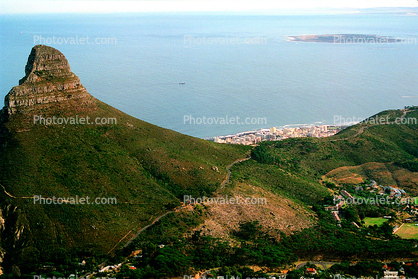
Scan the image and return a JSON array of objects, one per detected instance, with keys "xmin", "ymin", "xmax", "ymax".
[
  {"xmin": 220, "ymin": 157, "xmax": 251, "ymax": 188},
  {"xmin": 87, "ymin": 156, "xmax": 254, "ymax": 276},
  {"xmin": 0, "ymin": 184, "xmax": 32, "ymax": 199},
  {"xmin": 330, "ymin": 109, "xmax": 411, "ymax": 142},
  {"xmin": 110, "ymin": 156, "xmax": 252, "ymax": 254},
  {"xmin": 1, "ymin": 154, "xmax": 252, "ymax": 256}
]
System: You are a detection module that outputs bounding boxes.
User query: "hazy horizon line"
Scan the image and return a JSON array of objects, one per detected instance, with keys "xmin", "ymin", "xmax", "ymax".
[
  {"xmin": 1, "ymin": 7, "xmax": 417, "ymax": 16},
  {"xmin": 0, "ymin": 0, "xmax": 417, "ymax": 15}
]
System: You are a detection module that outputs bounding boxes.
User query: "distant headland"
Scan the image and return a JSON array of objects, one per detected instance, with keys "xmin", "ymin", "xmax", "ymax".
[{"xmin": 286, "ymin": 34, "xmax": 406, "ymax": 44}]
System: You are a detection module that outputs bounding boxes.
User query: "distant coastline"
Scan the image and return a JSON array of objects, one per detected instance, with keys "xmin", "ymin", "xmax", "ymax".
[{"xmin": 286, "ymin": 34, "xmax": 405, "ymax": 43}]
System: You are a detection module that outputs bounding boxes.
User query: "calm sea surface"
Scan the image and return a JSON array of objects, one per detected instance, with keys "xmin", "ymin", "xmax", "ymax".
[{"xmin": 1, "ymin": 13, "xmax": 417, "ymax": 138}]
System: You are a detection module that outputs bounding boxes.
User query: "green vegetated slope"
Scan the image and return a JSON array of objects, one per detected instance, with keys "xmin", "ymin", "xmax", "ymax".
[
  {"xmin": 212, "ymin": 108, "xmax": 418, "ymax": 263},
  {"xmin": 0, "ymin": 46, "xmax": 250, "ymax": 268},
  {"xmin": 242, "ymin": 109, "xmax": 418, "ymax": 201},
  {"xmin": 0, "ymin": 99, "xmax": 251, "ymax": 272},
  {"xmin": 230, "ymin": 159, "xmax": 330, "ymax": 205},
  {"xmin": 0, "ymin": 100, "xmax": 249, "ymax": 251}
]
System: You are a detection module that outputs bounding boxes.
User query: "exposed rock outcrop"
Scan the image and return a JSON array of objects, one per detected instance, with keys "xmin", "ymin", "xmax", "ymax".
[{"xmin": 4, "ymin": 45, "xmax": 93, "ymax": 115}]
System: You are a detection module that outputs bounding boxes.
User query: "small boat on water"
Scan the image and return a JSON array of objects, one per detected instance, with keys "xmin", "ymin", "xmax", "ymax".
[{"xmin": 179, "ymin": 82, "xmax": 185, "ymax": 85}]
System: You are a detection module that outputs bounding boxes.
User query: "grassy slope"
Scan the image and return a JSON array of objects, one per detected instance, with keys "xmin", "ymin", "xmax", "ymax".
[
  {"xmin": 0, "ymin": 98, "xmax": 250, "ymax": 254},
  {"xmin": 290, "ymin": 110, "xmax": 415, "ymax": 172},
  {"xmin": 364, "ymin": 217, "xmax": 388, "ymax": 227},
  {"xmin": 232, "ymin": 109, "xmax": 417, "ymax": 205},
  {"xmin": 230, "ymin": 160, "xmax": 330, "ymax": 205},
  {"xmin": 395, "ymin": 223, "xmax": 418, "ymax": 239},
  {"xmin": 324, "ymin": 162, "xmax": 418, "ymax": 195}
]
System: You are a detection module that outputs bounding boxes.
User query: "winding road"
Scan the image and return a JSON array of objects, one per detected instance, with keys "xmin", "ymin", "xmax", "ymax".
[
  {"xmin": 86, "ymin": 155, "xmax": 253, "ymax": 277},
  {"xmin": 1, "ymin": 154, "xmax": 252, "ymax": 257},
  {"xmin": 220, "ymin": 157, "xmax": 251, "ymax": 188},
  {"xmin": 0, "ymin": 184, "xmax": 32, "ymax": 199},
  {"xmin": 109, "ymin": 155, "xmax": 252, "ymax": 254}
]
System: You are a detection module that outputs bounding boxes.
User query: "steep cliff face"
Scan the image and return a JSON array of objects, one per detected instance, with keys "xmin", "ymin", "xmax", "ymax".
[{"xmin": 4, "ymin": 45, "xmax": 93, "ymax": 115}]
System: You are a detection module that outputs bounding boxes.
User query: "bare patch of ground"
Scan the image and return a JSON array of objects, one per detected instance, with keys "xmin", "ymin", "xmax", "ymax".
[
  {"xmin": 192, "ymin": 182, "xmax": 315, "ymax": 241},
  {"xmin": 325, "ymin": 162, "xmax": 418, "ymax": 195}
]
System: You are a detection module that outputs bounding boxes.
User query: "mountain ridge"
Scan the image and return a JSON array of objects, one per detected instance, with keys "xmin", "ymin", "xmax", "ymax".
[{"xmin": 0, "ymin": 45, "xmax": 250, "ymax": 276}]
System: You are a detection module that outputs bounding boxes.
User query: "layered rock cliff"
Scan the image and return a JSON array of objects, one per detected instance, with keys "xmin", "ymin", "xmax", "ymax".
[{"xmin": 4, "ymin": 45, "xmax": 93, "ymax": 115}]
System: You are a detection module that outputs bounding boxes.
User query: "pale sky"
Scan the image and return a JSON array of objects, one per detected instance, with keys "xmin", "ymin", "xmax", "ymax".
[{"xmin": 0, "ymin": 0, "xmax": 416, "ymax": 14}]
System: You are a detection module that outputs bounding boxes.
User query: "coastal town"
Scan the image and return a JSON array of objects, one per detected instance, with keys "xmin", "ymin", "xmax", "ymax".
[{"xmin": 207, "ymin": 125, "xmax": 346, "ymax": 145}]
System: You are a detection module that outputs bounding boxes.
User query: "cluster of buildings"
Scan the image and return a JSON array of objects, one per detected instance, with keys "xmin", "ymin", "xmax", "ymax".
[
  {"xmin": 298, "ymin": 263, "xmax": 412, "ymax": 279},
  {"xmin": 383, "ymin": 186, "xmax": 406, "ymax": 198},
  {"xmin": 326, "ymin": 190, "xmax": 355, "ymax": 224},
  {"xmin": 208, "ymin": 125, "xmax": 345, "ymax": 145},
  {"xmin": 325, "ymin": 180, "xmax": 418, "ymax": 226},
  {"xmin": 333, "ymin": 269, "xmax": 410, "ymax": 279}
]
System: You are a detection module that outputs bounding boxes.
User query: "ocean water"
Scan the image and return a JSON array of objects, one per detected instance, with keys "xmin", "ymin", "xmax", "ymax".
[{"xmin": 0, "ymin": 13, "xmax": 417, "ymax": 138}]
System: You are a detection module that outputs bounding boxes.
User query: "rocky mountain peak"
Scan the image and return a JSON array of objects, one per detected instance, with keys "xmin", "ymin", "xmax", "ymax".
[
  {"xmin": 4, "ymin": 45, "xmax": 93, "ymax": 115},
  {"xmin": 18, "ymin": 44, "xmax": 75, "ymax": 85}
]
